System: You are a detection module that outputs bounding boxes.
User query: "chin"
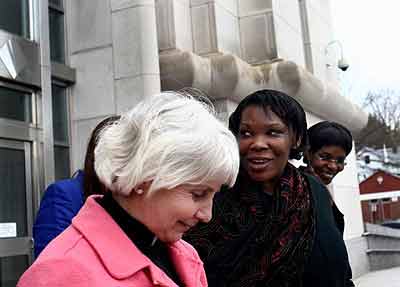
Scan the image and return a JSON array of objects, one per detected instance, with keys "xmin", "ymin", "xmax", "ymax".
[
  {"xmin": 248, "ymin": 171, "xmax": 277, "ymax": 184},
  {"xmin": 320, "ymin": 177, "xmax": 333, "ymax": 185},
  {"xmin": 323, "ymin": 180, "xmax": 332, "ymax": 185},
  {"xmin": 163, "ymin": 234, "xmax": 183, "ymax": 244}
]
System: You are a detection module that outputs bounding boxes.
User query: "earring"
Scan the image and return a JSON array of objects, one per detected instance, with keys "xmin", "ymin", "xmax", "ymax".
[{"xmin": 136, "ymin": 188, "xmax": 144, "ymax": 195}]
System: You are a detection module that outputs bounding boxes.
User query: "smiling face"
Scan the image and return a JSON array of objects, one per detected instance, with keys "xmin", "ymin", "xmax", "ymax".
[
  {"xmin": 309, "ymin": 145, "xmax": 347, "ymax": 185},
  {"xmin": 131, "ymin": 180, "xmax": 222, "ymax": 243},
  {"xmin": 238, "ymin": 105, "xmax": 297, "ymax": 193}
]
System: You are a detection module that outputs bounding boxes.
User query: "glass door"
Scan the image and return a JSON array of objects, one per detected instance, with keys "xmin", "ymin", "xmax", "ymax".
[{"xmin": 0, "ymin": 139, "xmax": 33, "ymax": 287}]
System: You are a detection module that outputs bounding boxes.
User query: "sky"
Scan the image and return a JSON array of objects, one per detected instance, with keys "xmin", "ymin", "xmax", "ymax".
[{"xmin": 330, "ymin": 0, "xmax": 400, "ymax": 106}]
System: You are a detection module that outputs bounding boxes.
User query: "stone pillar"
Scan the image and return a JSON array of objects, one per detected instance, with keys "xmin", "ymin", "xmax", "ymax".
[
  {"xmin": 67, "ymin": 0, "xmax": 161, "ymax": 171},
  {"xmin": 238, "ymin": 0, "xmax": 277, "ymax": 64},
  {"xmin": 38, "ymin": 0, "xmax": 55, "ymax": 184},
  {"xmin": 271, "ymin": 0, "xmax": 305, "ymax": 67},
  {"xmin": 301, "ymin": 0, "xmax": 338, "ymax": 86},
  {"xmin": 67, "ymin": 0, "xmax": 115, "ymax": 171},
  {"xmin": 111, "ymin": 0, "xmax": 161, "ymax": 114},
  {"xmin": 191, "ymin": 0, "xmax": 240, "ymax": 56},
  {"xmin": 332, "ymin": 145, "xmax": 365, "ymax": 239},
  {"xmin": 156, "ymin": 0, "xmax": 193, "ymax": 52}
]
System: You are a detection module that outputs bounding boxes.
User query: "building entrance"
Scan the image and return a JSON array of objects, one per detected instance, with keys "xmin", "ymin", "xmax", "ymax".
[{"xmin": 0, "ymin": 139, "xmax": 33, "ymax": 287}]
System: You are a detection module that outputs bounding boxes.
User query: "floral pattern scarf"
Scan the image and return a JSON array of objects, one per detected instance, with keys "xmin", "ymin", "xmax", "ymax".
[{"xmin": 184, "ymin": 163, "xmax": 315, "ymax": 287}]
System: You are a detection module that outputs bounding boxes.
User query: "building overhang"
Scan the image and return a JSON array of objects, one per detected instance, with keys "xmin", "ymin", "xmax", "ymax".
[
  {"xmin": 159, "ymin": 50, "xmax": 368, "ymax": 133},
  {"xmin": 360, "ymin": 190, "xmax": 400, "ymax": 201}
]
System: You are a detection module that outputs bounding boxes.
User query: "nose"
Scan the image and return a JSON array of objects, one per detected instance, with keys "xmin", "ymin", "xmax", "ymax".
[
  {"xmin": 250, "ymin": 135, "xmax": 269, "ymax": 151},
  {"xmin": 195, "ymin": 200, "xmax": 213, "ymax": 223},
  {"xmin": 327, "ymin": 161, "xmax": 340, "ymax": 171}
]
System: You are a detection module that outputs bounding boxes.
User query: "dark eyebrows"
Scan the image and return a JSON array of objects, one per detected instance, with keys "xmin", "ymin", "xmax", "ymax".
[{"xmin": 240, "ymin": 121, "xmax": 287, "ymax": 130}]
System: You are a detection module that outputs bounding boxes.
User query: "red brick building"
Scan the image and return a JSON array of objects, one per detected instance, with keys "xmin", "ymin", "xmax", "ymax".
[{"xmin": 359, "ymin": 170, "xmax": 400, "ymax": 224}]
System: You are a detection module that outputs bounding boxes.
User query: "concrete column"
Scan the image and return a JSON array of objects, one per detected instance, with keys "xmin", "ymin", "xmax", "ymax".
[
  {"xmin": 271, "ymin": 0, "xmax": 305, "ymax": 67},
  {"xmin": 156, "ymin": 0, "xmax": 193, "ymax": 52},
  {"xmin": 301, "ymin": 0, "xmax": 339, "ymax": 86},
  {"xmin": 37, "ymin": 0, "xmax": 55, "ymax": 184},
  {"xmin": 332, "ymin": 144, "xmax": 365, "ymax": 240},
  {"xmin": 238, "ymin": 0, "xmax": 277, "ymax": 64},
  {"xmin": 67, "ymin": 0, "xmax": 115, "ymax": 170},
  {"xmin": 67, "ymin": 0, "xmax": 161, "ymax": 170},
  {"xmin": 111, "ymin": 0, "xmax": 161, "ymax": 114},
  {"xmin": 191, "ymin": 0, "xmax": 240, "ymax": 56}
]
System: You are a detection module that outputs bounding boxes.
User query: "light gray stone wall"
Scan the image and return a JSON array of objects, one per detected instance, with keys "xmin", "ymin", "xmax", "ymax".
[
  {"xmin": 191, "ymin": 0, "xmax": 240, "ymax": 55},
  {"xmin": 303, "ymin": 0, "xmax": 338, "ymax": 85},
  {"xmin": 238, "ymin": 0, "xmax": 275, "ymax": 64},
  {"xmin": 332, "ymin": 146, "xmax": 365, "ymax": 240},
  {"xmin": 271, "ymin": 0, "xmax": 305, "ymax": 66},
  {"xmin": 66, "ymin": 0, "xmax": 160, "ymax": 170},
  {"xmin": 364, "ymin": 224, "xmax": 400, "ymax": 271},
  {"xmin": 156, "ymin": 0, "xmax": 193, "ymax": 52},
  {"xmin": 346, "ymin": 236, "xmax": 370, "ymax": 278}
]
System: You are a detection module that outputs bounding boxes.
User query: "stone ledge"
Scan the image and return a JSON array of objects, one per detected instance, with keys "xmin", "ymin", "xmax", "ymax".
[
  {"xmin": 159, "ymin": 50, "xmax": 368, "ymax": 133},
  {"xmin": 365, "ymin": 223, "xmax": 400, "ymax": 238},
  {"xmin": 364, "ymin": 232, "xmax": 400, "ymax": 240},
  {"xmin": 367, "ymin": 249, "xmax": 400, "ymax": 253}
]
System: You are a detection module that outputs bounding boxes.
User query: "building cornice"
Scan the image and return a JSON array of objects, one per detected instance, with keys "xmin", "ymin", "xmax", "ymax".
[{"xmin": 160, "ymin": 50, "xmax": 368, "ymax": 133}]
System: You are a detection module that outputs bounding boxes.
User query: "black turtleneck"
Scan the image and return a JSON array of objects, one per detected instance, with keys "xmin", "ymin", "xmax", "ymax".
[{"xmin": 99, "ymin": 192, "xmax": 182, "ymax": 286}]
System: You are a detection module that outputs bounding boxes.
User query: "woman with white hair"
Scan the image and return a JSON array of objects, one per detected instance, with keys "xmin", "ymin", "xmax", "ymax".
[{"xmin": 18, "ymin": 91, "xmax": 240, "ymax": 287}]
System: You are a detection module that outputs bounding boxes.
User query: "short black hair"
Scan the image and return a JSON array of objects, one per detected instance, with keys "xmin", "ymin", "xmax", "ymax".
[
  {"xmin": 307, "ymin": 121, "xmax": 353, "ymax": 155},
  {"xmin": 229, "ymin": 89, "xmax": 307, "ymax": 160}
]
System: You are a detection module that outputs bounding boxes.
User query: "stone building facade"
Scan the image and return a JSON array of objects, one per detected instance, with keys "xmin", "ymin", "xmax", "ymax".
[{"xmin": 0, "ymin": 0, "xmax": 369, "ymax": 284}]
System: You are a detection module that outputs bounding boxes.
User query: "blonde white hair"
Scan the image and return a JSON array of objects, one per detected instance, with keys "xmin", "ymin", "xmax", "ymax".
[{"xmin": 94, "ymin": 91, "xmax": 239, "ymax": 196}]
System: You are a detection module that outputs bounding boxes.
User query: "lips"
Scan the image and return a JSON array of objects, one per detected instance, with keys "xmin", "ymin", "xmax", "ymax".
[
  {"xmin": 246, "ymin": 157, "xmax": 273, "ymax": 171},
  {"xmin": 322, "ymin": 173, "xmax": 334, "ymax": 179},
  {"xmin": 321, "ymin": 170, "xmax": 336, "ymax": 179},
  {"xmin": 178, "ymin": 221, "xmax": 196, "ymax": 231}
]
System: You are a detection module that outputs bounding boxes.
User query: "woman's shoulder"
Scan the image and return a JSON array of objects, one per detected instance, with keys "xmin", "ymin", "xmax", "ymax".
[
  {"xmin": 18, "ymin": 255, "xmax": 96, "ymax": 287},
  {"xmin": 47, "ymin": 173, "xmax": 84, "ymax": 194},
  {"xmin": 37, "ymin": 225, "xmax": 87, "ymax": 257},
  {"xmin": 20, "ymin": 226, "xmax": 97, "ymax": 286},
  {"xmin": 299, "ymin": 171, "xmax": 328, "ymax": 197},
  {"xmin": 41, "ymin": 173, "xmax": 85, "ymax": 210},
  {"xmin": 171, "ymin": 239, "xmax": 203, "ymax": 262},
  {"xmin": 43, "ymin": 176, "xmax": 84, "ymax": 203}
]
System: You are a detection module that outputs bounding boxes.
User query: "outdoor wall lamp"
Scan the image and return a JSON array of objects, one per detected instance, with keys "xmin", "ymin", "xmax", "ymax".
[{"xmin": 325, "ymin": 40, "xmax": 349, "ymax": 71}]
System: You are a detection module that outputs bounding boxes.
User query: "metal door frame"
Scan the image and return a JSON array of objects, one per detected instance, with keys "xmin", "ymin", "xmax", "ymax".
[{"xmin": 0, "ymin": 138, "xmax": 33, "ymax": 262}]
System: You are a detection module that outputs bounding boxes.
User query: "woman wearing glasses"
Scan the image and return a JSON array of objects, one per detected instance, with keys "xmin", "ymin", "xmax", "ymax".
[
  {"xmin": 303, "ymin": 121, "xmax": 353, "ymax": 234},
  {"xmin": 302, "ymin": 121, "xmax": 355, "ymax": 287}
]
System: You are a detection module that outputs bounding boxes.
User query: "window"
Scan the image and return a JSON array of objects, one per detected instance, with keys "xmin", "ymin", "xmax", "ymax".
[
  {"xmin": 0, "ymin": 86, "xmax": 32, "ymax": 122},
  {"xmin": 49, "ymin": 1, "xmax": 65, "ymax": 63},
  {"xmin": 0, "ymin": 0, "xmax": 29, "ymax": 38},
  {"xmin": 52, "ymin": 84, "xmax": 70, "ymax": 180}
]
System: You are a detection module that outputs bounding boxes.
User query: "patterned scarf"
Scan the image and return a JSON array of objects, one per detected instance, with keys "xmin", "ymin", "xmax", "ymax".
[{"xmin": 184, "ymin": 163, "xmax": 315, "ymax": 287}]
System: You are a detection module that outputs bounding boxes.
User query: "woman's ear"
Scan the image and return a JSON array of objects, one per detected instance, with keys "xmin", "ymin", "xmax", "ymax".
[{"xmin": 294, "ymin": 136, "xmax": 302, "ymax": 149}]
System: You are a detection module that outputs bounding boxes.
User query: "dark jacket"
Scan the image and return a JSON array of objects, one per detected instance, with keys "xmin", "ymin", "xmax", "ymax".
[
  {"xmin": 33, "ymin": 171, "xmax": 84, "ymax": 258},
  {"xmin": 302, "ymin": 173, "xmax": 354, "ymax": 287}
]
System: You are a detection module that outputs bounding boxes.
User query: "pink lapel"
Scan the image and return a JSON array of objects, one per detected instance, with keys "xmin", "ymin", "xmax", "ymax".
[
  {"xmin": 72, "ymin": 196, "xmax": 179, "ymax": 286},
  {"xmin": 168, "ymin": 241, "xmax": 205, "ymax": 287}
]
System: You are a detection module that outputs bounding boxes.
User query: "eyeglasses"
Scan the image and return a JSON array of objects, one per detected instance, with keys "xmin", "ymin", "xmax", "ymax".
[{"xmin": 315, "ymin": 154, "xmax": 347, "ymax": 166}]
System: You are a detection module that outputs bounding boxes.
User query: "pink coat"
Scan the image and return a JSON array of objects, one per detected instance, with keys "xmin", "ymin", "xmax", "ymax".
[{"xmin": 18, "ymin": 196, "xmax": 208, "ymax": 287}]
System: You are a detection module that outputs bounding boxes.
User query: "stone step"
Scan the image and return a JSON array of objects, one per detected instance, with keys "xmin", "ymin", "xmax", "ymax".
[{"xmin": 366, "ymin": 249, "xmax": 400, "ymax": 271}]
